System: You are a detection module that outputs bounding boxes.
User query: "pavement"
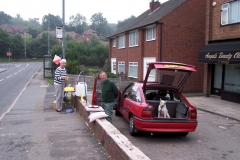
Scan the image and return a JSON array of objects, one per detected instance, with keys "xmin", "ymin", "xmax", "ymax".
[
  {"xmin": 0, "ymin": 68, "xmax": 110, "ymax": 160},
  {"xmin": 187, "ymin": 96, "xmax": 240, "ymax": 122},
  {"xmin": 0, "ymin": 68, "xmax": 7, "ymax": 73}
]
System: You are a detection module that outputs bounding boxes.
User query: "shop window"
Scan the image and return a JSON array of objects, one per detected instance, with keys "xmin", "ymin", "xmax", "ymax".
[
  {"xmin": 118, "ymin": 35, "xmax": 125, "ymax": 49},
  {"xmin": 118, "ymin": 62, "xmax": 125, "ymax": 74},
  {"xmin": 224, "ymin": 65, "xmax": 240, "ymax": 93},
  {"xmin": 221, "ymin": 1, "xmax": 240, "ymax": 25},
  {"xmin": 129, "ymin": 31, "xmax": 138, "ymax": 47},
  {"xmin": 129, "ymin": 62, "xmax": 138, "ymax": 78},
  {"xmin": 146, "ymin": 27, "xmax": 156, "ymax": 41}
]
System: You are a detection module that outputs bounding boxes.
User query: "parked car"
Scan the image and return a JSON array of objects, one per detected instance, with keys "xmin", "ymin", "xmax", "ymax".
[{"xmin": 92, "ymin": 62, "xmax": 198, "ymax": 136}]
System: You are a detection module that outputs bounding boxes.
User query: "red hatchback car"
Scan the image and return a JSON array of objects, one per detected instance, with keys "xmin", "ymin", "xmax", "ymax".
[{"xmin": 92, "ymin": 62, "xmax": 198, "ymax": 136}]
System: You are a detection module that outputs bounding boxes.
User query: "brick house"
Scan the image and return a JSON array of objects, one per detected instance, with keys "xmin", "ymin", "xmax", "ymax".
[
  {"xmin": 108, "ymin": 0, "xmax": 206, "ymax": 92},
  {"xmin": 198, "ymin": 0, "xmax": 240, "ymax": 103},
  {"xmin": 76, "ymin": 29, "xmax": 97, "ymax": 41}
]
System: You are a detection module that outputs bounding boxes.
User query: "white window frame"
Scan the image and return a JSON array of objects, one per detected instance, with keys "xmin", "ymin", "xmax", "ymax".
[
  {"xmin": 118, "ymin": 62, "xmax": 125, "ymax": 74},
  {"xmin": 128, "ymin": 62, "xmax": 138, "ymax": 78},
  {"xmin": 112, "ymin": 38, "xmax": 116, "ymax": 47},
  {"xmin": 129, "ymin": 31, "xmax": 138, "ymax": 47},
  {"xmin": 118, "ymin": 35, "xmax": 125, "ymax": 49},
  {"xmin": 146, "ymin": 27, "xmax": 156, "ymax": 41},
  {"xmin": 221, "ymin": 1, "xmax": 240, "ymax": 25},
  {"xmin": 221, "ymin": 3, "xmax": 230, "ymax": 25}
]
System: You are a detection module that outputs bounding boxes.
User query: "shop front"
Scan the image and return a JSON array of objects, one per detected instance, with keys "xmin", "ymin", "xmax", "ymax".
[{"xmin": 198, "ymin": 40, "xmax": 240, "ymax": 104}]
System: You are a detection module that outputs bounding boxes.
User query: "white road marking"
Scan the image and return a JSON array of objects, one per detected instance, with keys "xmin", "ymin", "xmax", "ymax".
[
  {"xmin": 6, "ymin": 75, "xmax": 12, "ymax": 78},
  {"xmin": 13, "ymin": 72, "xmax": 18, "ymax": 75},
  {"xmin": 0, "ymin": 66, "xmax": 42, "ymax": 121},
  {"xmin": 0, "ymin": 79, "xmax": 4, "ymax": 82}
]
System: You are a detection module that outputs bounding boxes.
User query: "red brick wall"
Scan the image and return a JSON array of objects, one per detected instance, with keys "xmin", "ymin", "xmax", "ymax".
[
  {"xmin": 208, "ymin": 0, "xmax": 240, "ymax": 41},
  {"xmin": 159, "ymin": 0, "xmax": 206, "ymax": 92},
  {"xmin": 110, "ymin": 0, "xmax": 207, "ymax": 92},
  {"xmin": 203, "ymin": 0, "xmax": 240, "ymax": 95}
]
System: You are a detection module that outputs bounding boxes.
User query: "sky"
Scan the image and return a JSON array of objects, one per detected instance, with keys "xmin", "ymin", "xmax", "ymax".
[{"xmin": 0, "ymin": 0, "xmax": 168, "ymax": 24}]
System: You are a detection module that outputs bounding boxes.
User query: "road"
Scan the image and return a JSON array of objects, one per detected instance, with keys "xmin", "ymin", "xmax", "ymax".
[
  {"xmin": 87, "ymin": 93, "xmax": 240, "ymax": 160},
  {"xmin": 112, "ymin": 110, "xmax": 240, "ymax": 159},
  {"xmin": 0, "ymin": 62, "xmax": 42, "ymax": 118}
]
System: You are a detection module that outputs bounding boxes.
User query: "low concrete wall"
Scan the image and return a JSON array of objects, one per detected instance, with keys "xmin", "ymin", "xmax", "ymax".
[{"xmin": 74, "ymin": 97, "xmax": 150, "ymax": 160}]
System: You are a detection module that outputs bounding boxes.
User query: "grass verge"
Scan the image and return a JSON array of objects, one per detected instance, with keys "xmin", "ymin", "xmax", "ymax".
[{"xmin": 47, "ymin": 79, "xmax": 54, "ymax": 85}]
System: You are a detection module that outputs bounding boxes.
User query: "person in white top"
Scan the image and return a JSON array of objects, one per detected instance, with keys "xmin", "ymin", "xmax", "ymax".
[{"xmin": 54, "ymin": 59, "xmax": 68, "ymax": 112}]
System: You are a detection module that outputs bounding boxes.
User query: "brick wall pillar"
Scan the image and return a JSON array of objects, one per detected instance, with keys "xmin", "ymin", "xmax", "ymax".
[{"xmin": 203, "ymin": 63, "xmax": 212, "ymax": 96}]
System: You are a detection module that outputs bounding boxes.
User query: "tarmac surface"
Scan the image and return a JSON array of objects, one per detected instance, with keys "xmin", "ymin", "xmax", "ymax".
[{"xmin": 0, "ymin": 68, "xmax": 110, "ymax": 160}]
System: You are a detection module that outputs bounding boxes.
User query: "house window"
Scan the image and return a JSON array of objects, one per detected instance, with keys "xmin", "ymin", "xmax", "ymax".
[
  {"xmin": 146, "ymin": 27, "xmax": 156, "ymax": 41},
  {"xmin": 129, "ymin": 62, "xmax": 138, "ymax": 78},
  {"xmin": 113, "ymin": 38, "xmax": 116, "ymax": 47},
  {"xmin": 129, "ymin": 31, "xmax": 138, "ymax": 47},
  {"xmin": 118, "ymin": 35, "xmax": 125, "ymax": 49},
  {"xmin": 111, "ymin": 58, "xmax": 116, "ymax": 74},
  {"xmin": 118, "ymin": 62, "xmax": 125, "ymax": 74},
  {"xmin": 221, "ymin": 1, "xmax": 240, "ymax": 25}
]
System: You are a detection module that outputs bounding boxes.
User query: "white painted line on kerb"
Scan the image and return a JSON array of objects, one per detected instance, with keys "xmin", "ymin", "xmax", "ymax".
[
  {"xmin": 0, "ymin": 66, "xmax": 42, "ymax": 121},
  {"xmin": 6, "ymin": 75, "xmax": 12, "ymax": 78}
]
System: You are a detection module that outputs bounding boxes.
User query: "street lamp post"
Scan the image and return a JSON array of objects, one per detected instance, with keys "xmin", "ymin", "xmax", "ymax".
[
  {"xmin": 62, "ymin": 0, "xmax": 65, "ymax": 59},
  {"xmin": 24, "ymin": 30, "xmax": 26, "ymax": 62},
  {"xmin": 48, "ymin": 20, "xmax": 50, "ymax": 55}
]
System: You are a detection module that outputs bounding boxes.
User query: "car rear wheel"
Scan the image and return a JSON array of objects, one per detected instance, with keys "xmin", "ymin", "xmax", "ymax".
[
  {"xmin": 129, "ymin": 115, "xmax": 138, "ymax": 136},
  {"xmin": 115, "ymin": 110, "xmax": 122, "ymax": 116}
]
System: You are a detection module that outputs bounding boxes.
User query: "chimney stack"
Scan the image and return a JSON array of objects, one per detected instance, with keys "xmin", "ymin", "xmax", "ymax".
[{"xmin": 150, "ymin": 0, "xmax": 161, "ymax": 13}]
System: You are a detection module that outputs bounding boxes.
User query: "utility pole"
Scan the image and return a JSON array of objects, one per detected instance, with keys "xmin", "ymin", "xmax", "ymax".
[
  {"xmin": 62, "ymin": 0, "xmax": 65, "ymax": 59},
  {"xmin": 48, "ymin": 20, "xmax": 50, "ymax": 54},
  {"xmin": 24, "ymin": 30, "xmax": 26, "ymax": 62}
]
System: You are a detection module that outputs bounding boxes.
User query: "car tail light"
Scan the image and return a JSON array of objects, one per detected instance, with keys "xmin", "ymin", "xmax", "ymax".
[
  {"xmin": 142, "ymin": 107, "xmax": 152, "ymax": 118},
  {"xmin": 190, "ymin": 109, "xmax": 197, "ymax": 119}
]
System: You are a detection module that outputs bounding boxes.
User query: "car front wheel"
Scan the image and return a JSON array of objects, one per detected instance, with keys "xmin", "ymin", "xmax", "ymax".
[{"xmin": 129, "ymin": 115, "xmax": 138, "ymax": 136}]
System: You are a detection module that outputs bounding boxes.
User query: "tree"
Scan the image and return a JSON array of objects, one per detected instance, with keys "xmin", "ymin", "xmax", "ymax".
[
  {"xmin": 9, "ymin": 34, "xmax": 24, "ymax": 59},
  {"xmin": 66, "ymin": 13, "xmax": 88, "ymax": 34},
  {"xmin": 0, "ymin": 28, "xmax": 10, "ymax": 57},
  {"xmin": 90, "ymin": 13, "xmax": 108, "ymax": 37},
  {"xmin": 0, "ymin": 11, "xmax": 12, "ymax": 25},
  {"xmin": 117, "ymin": 15, "xmax": 136, "ymax": 29},
  {"xmin": 42, "ymin": 14, "xmax": 62, "ymax": 30}
]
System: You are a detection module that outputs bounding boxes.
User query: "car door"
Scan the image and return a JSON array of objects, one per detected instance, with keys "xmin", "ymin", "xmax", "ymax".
[{"xmin": 123, "ymin": 85, "xmax": 142, "ymax": 120}]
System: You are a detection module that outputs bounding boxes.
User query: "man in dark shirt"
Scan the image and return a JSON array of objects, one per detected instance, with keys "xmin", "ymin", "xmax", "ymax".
[{"xmin": 99, "ymin": 71, "xmax": 119, "ymax": 123}]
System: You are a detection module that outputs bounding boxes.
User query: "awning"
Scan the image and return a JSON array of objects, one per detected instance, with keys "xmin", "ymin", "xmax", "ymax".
[{"xmin": 198, "ymin": 41, "xmax": 240, "ymax": 64}]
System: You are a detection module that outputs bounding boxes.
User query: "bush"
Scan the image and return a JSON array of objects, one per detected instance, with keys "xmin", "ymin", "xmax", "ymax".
[
  {"xmin": 106, "ymin": 72, "xmax": 118, "ymax": 78},
  {"xmin": 66, "ymin": 60, "xmax": 78, "ymax": 74},
  {"xmin": 87, "ymin": 68, "xmax": 101, "ymax": 73}
]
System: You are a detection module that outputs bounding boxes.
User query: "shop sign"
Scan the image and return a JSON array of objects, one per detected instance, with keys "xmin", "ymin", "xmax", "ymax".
[{"xmin": 204, "ymin": 52, "xmax": 240, "ymax": 63}]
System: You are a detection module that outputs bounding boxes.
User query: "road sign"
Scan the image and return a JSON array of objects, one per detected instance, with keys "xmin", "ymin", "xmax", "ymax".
[{"xmin": 7, "ymin": 52, "xmax": 12, "ymax": 56}]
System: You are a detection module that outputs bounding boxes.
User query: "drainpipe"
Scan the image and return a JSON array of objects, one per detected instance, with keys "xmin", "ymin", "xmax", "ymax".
[{"xmin": 158, "ymin": 22, "xmax": 164, "ymax": 61}]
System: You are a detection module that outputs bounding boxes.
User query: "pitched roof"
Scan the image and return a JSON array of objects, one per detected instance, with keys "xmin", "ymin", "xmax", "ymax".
[
  {"xmin": 0, "ymin": 24, "xmax": 27, "ymax": 34},
  {"xmin": 82, "ymin": 29, "xmax": 97, "ymax": 35},
  {"xmin": 109, "ymin": 0, "xmax": 188, "ymax": 37}
]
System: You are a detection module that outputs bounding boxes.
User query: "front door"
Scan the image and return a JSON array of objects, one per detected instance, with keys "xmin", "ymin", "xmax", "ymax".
[
  {"xmin": 212, "ymin": 64, "xmax": 223, "ymax": 96},
  {"xmin": 143, "ymin": 57, "xmax": 156, "ymax": 82}
]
